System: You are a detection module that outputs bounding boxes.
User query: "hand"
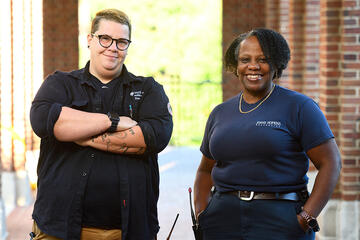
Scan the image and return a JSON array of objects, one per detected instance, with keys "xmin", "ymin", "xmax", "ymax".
[
  {"xmin": 74, "ymin": 138, "xmax": 89, "ymax": 147},
  {"xmin": 117, "ymin": 117, "xmax": 138, "ymax": 131},
  {"xmin": 196, "ymin": 210, "xmax": 205, "ymax": 221},
  {"xmin": 297, "ymin": 214, "xmax": 310, "ymax": 233}
]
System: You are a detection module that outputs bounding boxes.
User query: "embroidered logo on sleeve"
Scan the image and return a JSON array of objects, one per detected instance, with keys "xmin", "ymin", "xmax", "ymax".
[{"xmin": 167, "ymin": 102, "xmax": 173, "ymax": 116}]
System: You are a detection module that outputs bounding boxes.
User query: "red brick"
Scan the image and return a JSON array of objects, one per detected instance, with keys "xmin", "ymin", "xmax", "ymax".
[
  {"xmin": 320, "ymin": 70, "xmax": 341, "ymax": 77},
  {"xmin": 342, "ymin": 141, "xmax": 356, "ymax": 147},
  {"xmin": 342, "ymin": 45, "xmax": 360, "ymax": 51},
  {"xmin": 342, "ymin": 36, "xmax": 357, "ymax": 43},
  {"xmin": 341, "ymin": 185, "xmax": 360, "ymax": 192},
  {"xmin": 320, "ymin": 44, "xmax": 339, "ymax": 51},
  {"xmin": 320, "ymin": 1, "xmax": 342, "ymax": 8},
  {"xmin": 343, "ymin": 1, "xmax": 357, "ymax": 8},
  {"xmin": 341, "ymin": 194, "xmax": 359, "ymax": 201},
  {"xmin": 343, "ymin": 63, "xmax": 360, "ymax": 68},
  {"xmin": 342, "ymin": 114, "xmax": 360, "ymax": 121},
  {"xmin": 342, "ymin": 80, "xmax": 360, "ymax": 86},
  {"xmin": 342, "ymin": 73, "xmax": 358, "ymax": 81},
  {"xmin": 342, "ymin": 175, "xmax": 358, "ymax": 182},
  {"xmin": 343, "ymin": 9, "xmax": 360, "ymax": 17},
  {"xmin": 344, "ymin": 27, "xmax": 360, "ymax": 34},
  {"xmin": 320, "ymin": 62, "xmax": 339, "ymax": 68},
  {"xmin": 43, "ymin": 1, "xmax": 78, "ymax": 76}
]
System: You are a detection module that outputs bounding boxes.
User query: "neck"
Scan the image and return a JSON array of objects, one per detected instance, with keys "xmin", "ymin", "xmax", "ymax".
[
  {"xmin": 242, "ymin": 83, "xmax": 274, "ymax": 104},
  {"xmin": 89, "ymin": 66, "xmax": 122, "ymax": 84}
]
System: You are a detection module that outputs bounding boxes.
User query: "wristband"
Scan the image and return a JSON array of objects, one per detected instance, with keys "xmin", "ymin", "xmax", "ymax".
[
  {"xmin": 299, "ymin": 209, "xmax": 320, "ymax": 232},
  {"xmin": 107, "ymin": 112, "xmax": 120, "ymax": 133}
]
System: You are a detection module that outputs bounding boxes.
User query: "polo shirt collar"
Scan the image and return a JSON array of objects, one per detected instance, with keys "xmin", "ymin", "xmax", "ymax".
[{"xmin": 77, "ymin": 61, "xmax": 141, "ymax": 87}]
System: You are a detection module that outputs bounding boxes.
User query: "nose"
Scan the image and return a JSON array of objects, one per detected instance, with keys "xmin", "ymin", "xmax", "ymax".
[
  {"xmin": 108, "ymin": 40, "xmax": 118, "ymax": 51},
  {"xmin": 248, "ymin": 62, "xmax": 260, "ymax": 70}
]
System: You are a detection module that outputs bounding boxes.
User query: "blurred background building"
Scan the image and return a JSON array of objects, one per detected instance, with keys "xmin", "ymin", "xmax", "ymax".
[{"xmin": 0, "ymin": 0, "xmax": 359, "ymax": 239}]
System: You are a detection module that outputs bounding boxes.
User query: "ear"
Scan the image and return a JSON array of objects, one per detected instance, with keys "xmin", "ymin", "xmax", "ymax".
[{"xmin": 87, "ymin": 34, "xmax": 93, "ymax": 48}]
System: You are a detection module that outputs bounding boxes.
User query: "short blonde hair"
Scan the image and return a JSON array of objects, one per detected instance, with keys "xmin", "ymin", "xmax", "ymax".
[{"xmin": 91, "ymin": 9, "xmax": 132, "ymax": 39}]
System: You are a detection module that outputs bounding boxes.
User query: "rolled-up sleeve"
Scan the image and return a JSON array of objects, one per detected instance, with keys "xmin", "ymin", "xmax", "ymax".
[
  {"xmin": 137, "ymin": 79, "xmax": 173, "ymax": 154},
  {"xmin": 30, "ymin": 74, "xmax": 66, "ymax": 138}
]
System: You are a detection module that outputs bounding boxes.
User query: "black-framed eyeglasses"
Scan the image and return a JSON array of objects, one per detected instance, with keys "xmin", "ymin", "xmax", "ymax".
[{"xmin": 91, "ymin": 34, "xmax": 131, "ymax": 51}]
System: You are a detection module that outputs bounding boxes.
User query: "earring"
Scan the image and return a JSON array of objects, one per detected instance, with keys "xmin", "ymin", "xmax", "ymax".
[{"xmin": 87, "ymin": 45, "xmax": 90, "ymax": 48}]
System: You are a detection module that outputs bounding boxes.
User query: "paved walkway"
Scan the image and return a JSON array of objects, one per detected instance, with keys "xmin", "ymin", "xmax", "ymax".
[{"xmin": 6, "ymin": 205, "xmax": 33, "ymax": 240}]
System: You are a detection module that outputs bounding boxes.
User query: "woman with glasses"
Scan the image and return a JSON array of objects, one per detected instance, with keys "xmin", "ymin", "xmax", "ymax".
[
  {"xmin": 193, "ymin": 28, "xmax": 341, "ymax": 240},
  {"xmin": 30, "ymin": 9, "xmax": 173, "ymax": 240}
]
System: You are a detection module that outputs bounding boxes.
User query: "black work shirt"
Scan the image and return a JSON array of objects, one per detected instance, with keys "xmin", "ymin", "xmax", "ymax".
[
  {"xmin": 30, "ymin": 62, "xmax": 173, "ymax": 240},
  {"xmin": 82, "ymin": 74, "xmax": 122, "ymax": 229}
]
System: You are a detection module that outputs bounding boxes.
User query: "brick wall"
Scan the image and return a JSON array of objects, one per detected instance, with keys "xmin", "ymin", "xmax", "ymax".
[
  {"xmin": 43, "ymin": 0, "xmax": 79, "ymax": 77},
  {"xmin": 287, "ymin": 0, "xmax": 306, "ymax": 93},
  {"xmin": 222, "ymin": 0, "xmax": 360, "ymax": 202},
  {"xmin": 319, "ymin": 0, "xmax": 343, "ymax": 198},
  {"xmin": 222, "ymin": 0, "xmax": 266, "ymax": 101},
  {"xmin": 341, "ymin": 0, "xmax": 360, "ymax": 200}
]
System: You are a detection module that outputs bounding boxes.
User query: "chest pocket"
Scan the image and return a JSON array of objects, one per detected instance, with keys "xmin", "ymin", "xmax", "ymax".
[
  {"xmin": 70, "ymin": 99, "xmax": 88, "ymax": 111},
  {"xmin": 123, "ymin": 82, "xmax": 147, "ymax": 120}
]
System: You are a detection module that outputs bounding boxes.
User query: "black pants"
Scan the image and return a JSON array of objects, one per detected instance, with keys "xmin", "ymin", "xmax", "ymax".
[{"xmin": 198, "ymin": 192, "xmax": 315, "ymax": 240}]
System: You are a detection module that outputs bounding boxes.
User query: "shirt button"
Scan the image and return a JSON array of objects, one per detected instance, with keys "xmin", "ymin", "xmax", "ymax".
[
  {"xmin": 91, "ymin": 153, "xmax": 95, "ymax": 158},
  {"xmin": 82, "ymin": 171, "xmax": 87, "ymax": 176}
]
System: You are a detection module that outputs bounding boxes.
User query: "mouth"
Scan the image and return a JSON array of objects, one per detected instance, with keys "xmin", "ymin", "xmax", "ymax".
[
  {"xmin": 246, "ymin": 74, "xmax": 263, "ymax": 81},
  {"xmin": 103, "ymin": 54, "xmax": 118, "ymax": 59}
]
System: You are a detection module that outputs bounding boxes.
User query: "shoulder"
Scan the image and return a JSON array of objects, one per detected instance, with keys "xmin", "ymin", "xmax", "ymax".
[
  {"xmin": 274, "ymin": 85, "xmax": 315, "ymax": 106},
  {"xmin": 126, "ymin": 70, "xmax": 162, "ymax": 89},
  {"xmin": 126, "ymin": 73, "xmax": 167, "ymax": 100},
  {"xmin": 45, "ymin": 68, "xmax": 84, "ymax": 83},
  {"xmin": 210, "ymin": 94, "xmax": 239, "ymax": 117}
]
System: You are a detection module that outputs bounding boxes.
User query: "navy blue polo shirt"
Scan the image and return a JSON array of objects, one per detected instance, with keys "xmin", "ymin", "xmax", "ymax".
[{"xmin": 200, "ymin": 85, "xmax": 333, "ymax": 193}]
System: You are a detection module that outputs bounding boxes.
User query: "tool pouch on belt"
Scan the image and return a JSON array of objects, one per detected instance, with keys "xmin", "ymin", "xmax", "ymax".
[{"xmin": 297, "ymin": 188, "xmax": 310, "ymax": 205}]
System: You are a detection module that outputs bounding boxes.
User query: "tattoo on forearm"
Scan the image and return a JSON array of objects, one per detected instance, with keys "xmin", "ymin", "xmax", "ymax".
[
  {"xmin": 129, "ymin": 128, "xmax": 135, "ymax": 135},
  {"xmin": 136, "ymin": 147, "xmax": 145, "ymax": 154},
  {"xmin": 114, "ymin": 131, "xmax": 127, "ymax": 139},
  {"xmin": 117, "ymin": 143, "xmax": 129, "ymax": 153},
  {"xmin": 101, "ymin": 133, "xmax": 107, "ymax": 142}
]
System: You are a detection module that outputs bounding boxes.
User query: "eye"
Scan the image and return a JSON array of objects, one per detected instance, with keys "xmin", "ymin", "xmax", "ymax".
[
  {"xmin": 239, "ymin": 58, "xmax": 249, "ymax": 63},
  {"xmin": 117, "ymin": 39, "xmax": 129, "ymax": 45},
  {"xmin": 100, "ymin": 35, "xmax": 112, "ymax": 42},
  {"xmin": 258, "ymin": 58, "xmax": 267, "ymax": 63}
]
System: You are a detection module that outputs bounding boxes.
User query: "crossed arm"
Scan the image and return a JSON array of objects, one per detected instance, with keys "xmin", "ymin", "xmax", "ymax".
[{"xmin": 53, "ymin": 106, "xmax": 146, "ymax": 154}]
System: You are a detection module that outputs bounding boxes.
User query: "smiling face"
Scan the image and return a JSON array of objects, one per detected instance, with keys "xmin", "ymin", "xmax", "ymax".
[
  {"xmin": 87, "ymin": 19, "xmax": 130, "ymax": 83},
  {"xmin": 237, "ymin": 36, "xmax": 276, "ymax": 102}
]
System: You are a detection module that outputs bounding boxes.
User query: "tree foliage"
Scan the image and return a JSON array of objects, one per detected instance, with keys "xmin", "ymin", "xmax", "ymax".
[{"xmin": 79, "ymin": 0, "xmax": 222, "ymax": 146}]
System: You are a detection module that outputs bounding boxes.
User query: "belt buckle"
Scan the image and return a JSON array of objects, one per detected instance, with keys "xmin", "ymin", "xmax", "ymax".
[{"xmin": 239, "ymin": 191, "xmax": 254, "ymax": 201}]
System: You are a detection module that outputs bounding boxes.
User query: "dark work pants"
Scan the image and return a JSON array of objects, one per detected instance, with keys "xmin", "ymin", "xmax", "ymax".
[{"xmin": 198, "ymin": 191, "xmax": 315, "ymax": 240}]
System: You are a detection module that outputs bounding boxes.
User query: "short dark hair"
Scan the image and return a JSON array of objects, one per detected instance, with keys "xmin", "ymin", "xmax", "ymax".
[
  {"xmin": 224, "ymin": 28, "xmax": 290, "ymax": 79},
  {"xmin": 91, "ymin": 9, "xmax": 132, "ymax": 39}
]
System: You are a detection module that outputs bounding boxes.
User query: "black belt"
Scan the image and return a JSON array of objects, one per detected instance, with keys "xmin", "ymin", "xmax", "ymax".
[{"xmin": 224, "ymin": 190, "xmax": 299, "ymax": 201}]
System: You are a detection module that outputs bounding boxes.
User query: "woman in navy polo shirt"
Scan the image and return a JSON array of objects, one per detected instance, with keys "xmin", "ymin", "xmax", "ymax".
[{"xmin": 193, "ymin": 28, "xmax": 341, "ymax": 240}]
